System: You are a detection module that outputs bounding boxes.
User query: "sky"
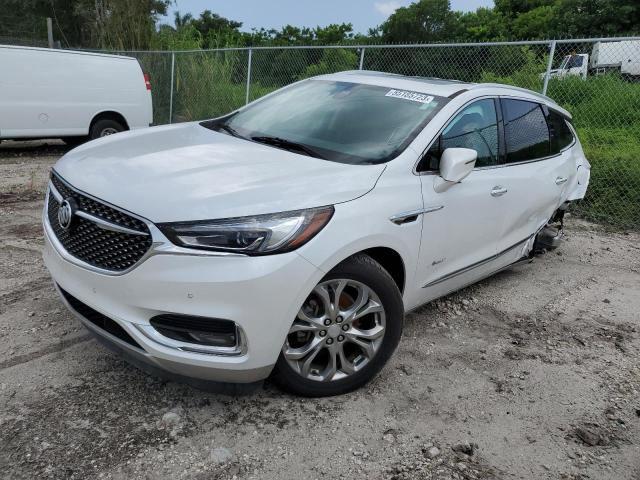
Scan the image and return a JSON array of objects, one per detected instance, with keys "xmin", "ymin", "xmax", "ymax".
[{"xmin": 164, "ymin": 0, "xmax": 494, "ymax": 34}]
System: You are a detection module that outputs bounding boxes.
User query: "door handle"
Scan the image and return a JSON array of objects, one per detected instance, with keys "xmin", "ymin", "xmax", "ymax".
[
  {"xmin": 491, "ymin": 186, "xmax": 508, "ymax": 197},
  {"xmin": 555, "ymin": 176, "xmax": 568, "ymax": 185}
]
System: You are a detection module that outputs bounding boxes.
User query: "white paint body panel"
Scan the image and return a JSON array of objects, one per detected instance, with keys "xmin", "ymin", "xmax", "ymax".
[
  {"xmin": 54, "ymin": 122, "xmax": 386, "ymax": 222},
  {"xmin": 42, "ymin": 74, "xmax": 590, "ymax": 383},
  {"xmin": 417, "ymin": 168, "xmax": 507, "ymax": 301},
  {"xmin": 0, "ymin": 45, "xmax": 152, "ymax": 139},
  {"xmin": 592, "ymin": 41, "xmax": 640, "ymax": 70}
]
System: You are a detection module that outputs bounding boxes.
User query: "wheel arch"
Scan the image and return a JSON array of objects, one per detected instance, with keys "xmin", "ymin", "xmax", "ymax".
[
  {"xmin": 360, "ymin": 247, "xmax": 406, "ymax": 294},
  {"xmin": 89, "ymin": 110, "xmax": 130, "ymax": 132},
  {"xmin": 323, "ymin": 246, "xmax": 406, "ymax": 295}
]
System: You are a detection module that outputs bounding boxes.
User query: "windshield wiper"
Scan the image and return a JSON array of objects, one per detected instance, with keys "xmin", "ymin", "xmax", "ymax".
[
  {"xmin": 216, "ymin": 123, "xmax": 244, "ymax": 139},
  {"xmin": 251, "ymin": 136, "xmax": 325, "ymax": 159}
]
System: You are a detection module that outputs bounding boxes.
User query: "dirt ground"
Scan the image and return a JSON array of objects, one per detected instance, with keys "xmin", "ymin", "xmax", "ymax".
[{"xmin": 1, "ymin": 140, "xmax": 639, "ymax": 480}]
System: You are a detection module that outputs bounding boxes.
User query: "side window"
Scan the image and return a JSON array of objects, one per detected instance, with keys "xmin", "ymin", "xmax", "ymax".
[
  {"xmin": 502, "ymin": 99, "xmax": 550, "ymax": 163},
  {"xmin": 422, "ymin": 137, "xmax": 441, "ymax": 171},
  {"xmin": 418, "ymin": 99, "xmax": 499, "ymax": 171},
  {"xmin": 546, "ymin": 109, "xmax": 574, "ymax": 154},
  {"xmin": 567, "ymin": 55, "xmax": 584, "ymax": 68}
]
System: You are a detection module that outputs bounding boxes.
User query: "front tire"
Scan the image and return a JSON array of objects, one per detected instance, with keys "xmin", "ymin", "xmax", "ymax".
[{"xmin": 272, "ymin": 254, "xmax": 404, "ymax": 397}]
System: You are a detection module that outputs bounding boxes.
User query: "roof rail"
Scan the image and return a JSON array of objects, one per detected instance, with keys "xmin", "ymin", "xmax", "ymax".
[{"xmin": 471, "ymin": 83, "xmax": 558, "ymax": 104}]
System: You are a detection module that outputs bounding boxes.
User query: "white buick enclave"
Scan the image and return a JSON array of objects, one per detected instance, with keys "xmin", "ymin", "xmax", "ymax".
[{"xmin": 43, "ymin": 71, "xmax": 590, "ymax": 396}]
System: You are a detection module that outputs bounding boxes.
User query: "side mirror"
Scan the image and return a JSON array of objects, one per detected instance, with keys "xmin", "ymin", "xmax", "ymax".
[{"xmin": 434, "ymin": 148, "xmax": 477, "ymax": 193}]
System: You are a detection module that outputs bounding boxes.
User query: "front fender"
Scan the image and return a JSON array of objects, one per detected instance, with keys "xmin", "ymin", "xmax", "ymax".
[{"xmin": 296, "ymin": 171, "xmax": 423, "ymax": 309}]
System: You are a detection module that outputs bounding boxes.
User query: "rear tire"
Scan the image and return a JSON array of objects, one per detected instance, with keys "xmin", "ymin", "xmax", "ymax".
[
  {"xmin": 272, "ymin": 254, "xmax": 404, "ymax": 397},
  {"xmin": 90, "ymin": 118, "xmax": 125, "ymax": 140}
]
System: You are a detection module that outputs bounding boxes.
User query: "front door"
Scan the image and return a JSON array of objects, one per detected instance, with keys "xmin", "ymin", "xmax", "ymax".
[{"xmin": 415, "ymin": 98, "xmax": 506, "ymax": 302}]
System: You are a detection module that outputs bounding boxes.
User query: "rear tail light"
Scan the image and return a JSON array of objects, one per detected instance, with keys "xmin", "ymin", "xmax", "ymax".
[{"xmin": 143, "ymin": 73, "xmax": 151, "ymax": 91}]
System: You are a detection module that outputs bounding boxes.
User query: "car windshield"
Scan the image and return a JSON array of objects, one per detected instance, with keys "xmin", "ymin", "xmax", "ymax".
[
  {"xmin": 201, "ymin": 79, "xmax": 448, "ymax": 165},
  {"xmin": 561, "ymin": 55, "xmax": 584, "ymax": 69}
]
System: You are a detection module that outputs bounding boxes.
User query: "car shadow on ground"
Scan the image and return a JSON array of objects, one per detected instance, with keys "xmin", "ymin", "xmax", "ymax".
[{"xmin": 0, "ymin": 139, "xmax": 73, "ymax": 158}]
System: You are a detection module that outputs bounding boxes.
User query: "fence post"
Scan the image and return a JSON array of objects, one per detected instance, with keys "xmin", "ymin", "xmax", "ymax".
[
  {"xmin": 168, "ymin": 52, "xmax": 175, "ymax": 124},
  {"xmin": 245, "ymin": 48, "xmax": 253, "ymax": 105},
  {"xmin": 359, "ymin": 47, "xmax": 366, "ymax": 70},
  {"xmin": 46, "ymin": 18, "xmax": 54, "ymax": 48},
  {"xmin": 542, "ymin": 40, "xmax": 556, "ymax": 96}
]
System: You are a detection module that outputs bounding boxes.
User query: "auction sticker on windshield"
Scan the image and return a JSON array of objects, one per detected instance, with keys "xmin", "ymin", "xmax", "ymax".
[{"xmin": 385, "ymin": 89, "xmax": 434, "ymax": 104}]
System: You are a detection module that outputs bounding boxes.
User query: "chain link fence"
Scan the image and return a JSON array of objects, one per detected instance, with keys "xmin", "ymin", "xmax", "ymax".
[
  {"xmin": 0, "ymin": 13, "xmax": 49, "ymax": 48},
  {"xmin": 109, "ymin": 38, "xmax": 640, "ymax": 229}
]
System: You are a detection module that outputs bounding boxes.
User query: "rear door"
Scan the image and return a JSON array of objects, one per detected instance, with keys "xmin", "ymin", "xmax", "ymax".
[{"xmin": 491, "ymin": 98, "xmax": 575, "ymax": 254}]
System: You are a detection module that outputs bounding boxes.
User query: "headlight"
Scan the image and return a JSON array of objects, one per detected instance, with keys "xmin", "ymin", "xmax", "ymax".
[{"xmin": 157, "ymin": 206, "xmax": 334, "ymax": 255}]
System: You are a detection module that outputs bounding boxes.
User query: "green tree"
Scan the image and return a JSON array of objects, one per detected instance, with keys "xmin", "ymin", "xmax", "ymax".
[
  {"xmin": 494, "ymin": 0, "xmax": 554, "ymax": 18},
  {"xmin": 379, "ymin": 0, "xmax": 461, "ymax": 43},
  {"xmin": 458, "ymin": 7, "xmax": 508, "ymax": 41},
  {"xmin": 314, "ymin": 24, "xmax": 355, "ymax": 44},
  {"xmin": 301, "ymin": 49, "xmax": 358, "ymax": 78},
  {"xmin": 510, "ymin": 5, "xmax": 557, "ymax": 39},
  {"xmin": 245, "ymin": 23, "xmax": 355, "ymax": 46},
  {"xmin": 173, "ymin": 11, "xmax": 193, "ymax": 29},
  {"xmin": 185, "ymin": 10, "xmax": 244, "ymax": 48},
  {"xmin": 90, "ymin": 0, "xmax": 172, "ymax": 50},
  {"xmin": 191, "ymin": 10, "xmax": 242, "ymax": 37},
  {"xmin": 0, "ymin": 0, "xmax": 170, "ymax": 49},
  {"xmin": 553, "ymin": 0, "xmax": 640, "ymax": 37}
]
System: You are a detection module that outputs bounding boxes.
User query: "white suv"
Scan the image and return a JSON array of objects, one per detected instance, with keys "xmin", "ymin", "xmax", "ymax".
[{"xmin": 43, "ymin": 71, "xmax": 590, "ymax": 396}]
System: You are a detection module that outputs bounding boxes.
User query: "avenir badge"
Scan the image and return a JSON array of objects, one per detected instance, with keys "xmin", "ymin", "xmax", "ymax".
[{"xmin": 385, "ymin": 89, "xmax": 434, "ymax": 104}]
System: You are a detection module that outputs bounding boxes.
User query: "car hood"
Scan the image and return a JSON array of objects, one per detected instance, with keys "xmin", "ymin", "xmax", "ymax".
[{"xmin": 54, "ymin": 123, "xmax": 386, "ymax": 223}]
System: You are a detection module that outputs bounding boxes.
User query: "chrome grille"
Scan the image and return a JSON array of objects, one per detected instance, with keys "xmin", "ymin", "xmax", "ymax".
[
  {"xmin": 50, "ymin": 174, "xmax": 148, "ymax": 233},
  {"xmin": 47, "ymin": 172, "xmax": 153, "ymax": 272}
]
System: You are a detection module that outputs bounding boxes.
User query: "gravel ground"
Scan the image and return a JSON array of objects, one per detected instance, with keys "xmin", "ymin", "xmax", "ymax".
[{"xmin": 1, "ymin": 140, "xmax": 639, "ymax": 480}]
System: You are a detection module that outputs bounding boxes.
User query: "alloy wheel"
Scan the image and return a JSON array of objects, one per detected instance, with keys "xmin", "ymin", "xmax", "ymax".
[
  {"xmin": 283, "ymin": 279, "xmax": 386, "ymax": 382},
  {"xmin": 100, "ymin": 127, "xmax": 119, "ymax": 137}
]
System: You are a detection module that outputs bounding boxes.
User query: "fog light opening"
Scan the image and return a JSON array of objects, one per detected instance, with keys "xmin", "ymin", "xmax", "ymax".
[
  {"xmin": 182, "ymin": 329, "xmax": 237, "ymax": 348},
  {"xmin": 150, "ymin": 314, "xmax": 239, "ymax": 348}
]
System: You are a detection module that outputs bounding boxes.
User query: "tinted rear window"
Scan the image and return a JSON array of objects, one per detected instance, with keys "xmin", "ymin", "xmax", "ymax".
[
  {"xmin": 546, "ymin": 109, "xmax": 574, "ymax": 154},
  {"xmin": 502, "ymin": 99, "xmax": 550, "ymax": 163}
]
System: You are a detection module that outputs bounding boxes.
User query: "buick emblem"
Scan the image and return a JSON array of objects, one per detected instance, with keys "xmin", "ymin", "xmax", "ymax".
[{"xmin": 58, "ymin": 198, "xmax": 76, "ymax": 231}]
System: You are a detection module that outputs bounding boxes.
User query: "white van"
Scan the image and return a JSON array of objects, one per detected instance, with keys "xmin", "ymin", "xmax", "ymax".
[{"xmin": 0, "ymin": 46, "xmax": 153, "ymax": 143}]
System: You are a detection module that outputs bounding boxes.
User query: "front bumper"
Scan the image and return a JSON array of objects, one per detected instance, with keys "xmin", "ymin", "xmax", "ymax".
[{"xmin": 43, "ymin": 217, "xmax": 323, "ymax": 384}]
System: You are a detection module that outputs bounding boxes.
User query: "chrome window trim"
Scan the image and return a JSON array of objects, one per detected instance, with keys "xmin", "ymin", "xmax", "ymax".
[
  {"xmin": 413, "ymin": 94, "xmax": 576, "ymax": 176},
  {"xmin": 474, "ymin": 140, "xmax": 576, "ymax": 170}
]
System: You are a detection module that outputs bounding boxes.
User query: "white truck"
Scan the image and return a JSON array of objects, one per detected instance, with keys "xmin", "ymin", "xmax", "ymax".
[
  {"xmin": 0, "ymin": 46, "xmax": 153, "ymax": 144},
  {"xmin": 546, "ymin": 40, "xmax": 640, "ymax": 81}
]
